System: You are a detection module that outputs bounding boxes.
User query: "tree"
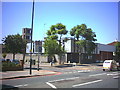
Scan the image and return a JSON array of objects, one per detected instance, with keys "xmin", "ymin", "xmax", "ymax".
[
  {"xmin": 2, "ymin": 53, "xmax": 7, "ymax": 59},
  {"xmin": 70, "ymin": 24, "xmax": 97, "ymax": 61},
  {"xmin": 46, "ymin": 23, "xmax": 68, "ymax": 44},
  {"xmin": 115, "ymin": 42, "xmax": 120, "ymax": 62},
  {"xmin": 45, "ymin": 23, "xmax": 67, "ymax": 64},
  {"xmin": 43, "ymin": 38, "xmax": 65, "ymax": 64},
  {"xmin": 2, "ymin": 34, "xmax": 27, "ymax": 60}
]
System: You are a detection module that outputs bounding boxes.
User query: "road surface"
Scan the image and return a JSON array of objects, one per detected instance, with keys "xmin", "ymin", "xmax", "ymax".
[{"xmin": 2, "ymin": 66, "xmax": 120, "ymax": 89}]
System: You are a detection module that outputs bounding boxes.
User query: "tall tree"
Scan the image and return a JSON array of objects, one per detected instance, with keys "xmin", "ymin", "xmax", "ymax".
[
  {"xmin": 70, "ymin": 26, "xmax": 77, "ymax": 52},
  {"xmin": 43, "ymin": 37, "xmax": 65, "ymax": 64},
  {"xmin": 47, "ymin": 23, "xmax": 68, "ymax": 44},
  {"xmin": 70, "ymin": 24, "xmax": 97, "ymax": 61},
  {"xmin": 2, "ymin": 34, "xmax": 27, "ymax": 60},
  {"xmin": 45, "ymin": 23, "xmax": 67, "ymax": 64}
]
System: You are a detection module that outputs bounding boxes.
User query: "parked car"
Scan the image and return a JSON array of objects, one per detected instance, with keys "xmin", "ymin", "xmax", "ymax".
[
  {"xmin": 103, "ymin": 60, "xmax": 119, "ymax": 71},
  {"xmin": 6, "ymin": 59, "xmax": 11, "ymax": 62},
  {"xmin": 0, "ymin": 59, "xmax": 6, "ymax": 62}
]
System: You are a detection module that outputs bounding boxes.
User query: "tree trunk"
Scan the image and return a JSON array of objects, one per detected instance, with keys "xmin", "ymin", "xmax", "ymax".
[
  {"xmin": 59, "ymin": 34, "xmax": 62, "ymax": 46},
  {"xmin": 79, "ymin": 53, "xmax": 81, "ymax": 64},
  {"xmin": 59, "ymin": 55, "xmax": 62, "ymax": 64},
  {"xmin": 23, "ymin": 48, "xmax": 26, "ymax": 62},
  {"xmin": 53, "ymin": 55, "xmax": 57, "ymax": 63},
  {"xmin": 23, "ymin": 53, "xmax": 25, "ymax": 62},
  {"xmin": 77, "ymin": 38, "xmax": 79, "ymax": 53},
  {"xmin": 74, "ymin": 36, "xmax": 75, "ymax": 52},
  {"xmin": 13, "ymin": 53, "xmax": 16, "ymax": 60}
]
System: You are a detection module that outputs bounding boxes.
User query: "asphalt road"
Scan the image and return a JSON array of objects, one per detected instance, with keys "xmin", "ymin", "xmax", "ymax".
[{"xmin": 2, "ymin": 66, "xmax": 120, "ymax": 89}]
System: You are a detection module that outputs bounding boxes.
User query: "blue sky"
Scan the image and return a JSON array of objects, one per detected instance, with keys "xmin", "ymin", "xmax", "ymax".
[{"xmin": 2, "ymin": 2, "xmax": 119, "ymax": 44}]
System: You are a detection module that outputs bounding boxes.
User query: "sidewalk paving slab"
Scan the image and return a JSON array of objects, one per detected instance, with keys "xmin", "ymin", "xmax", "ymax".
[
  {"xmin": 0, "ymin": 62, "xmax": 103, "ymax": 80},
  {"xmin": 0, "ymin": 69, "xmax": 59, "ymax": 80}
]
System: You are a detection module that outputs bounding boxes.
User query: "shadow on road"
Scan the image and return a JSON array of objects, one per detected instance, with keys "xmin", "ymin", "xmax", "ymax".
[
  {"xmin": 96, "ymin": 64, "xmax": 103, "ymax": 66},
  {"xmin": 2, "ymin": 84, "xmax": 19, "ymax": 90},
  {"xmin": 24, "ymin": 67, "xmax": 42, "ymax": 70},
  {"xmin": 54, "ymin": 64, "xmax": 73, "ymax": 68},
  {"xmin": 76, "ymin": 64, "xmax": 90, "ymax": 66}
]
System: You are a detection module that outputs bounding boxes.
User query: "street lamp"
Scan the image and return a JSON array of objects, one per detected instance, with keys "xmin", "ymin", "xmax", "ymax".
[{"xmin": 30, "ymin": 0, "xmax": 35, "ymax": 75}]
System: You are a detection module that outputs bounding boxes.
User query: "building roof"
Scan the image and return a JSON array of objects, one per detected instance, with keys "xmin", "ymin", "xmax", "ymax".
[{"xmin": 107, "ymin": 41, "xmax": 118, "ymax": 46}]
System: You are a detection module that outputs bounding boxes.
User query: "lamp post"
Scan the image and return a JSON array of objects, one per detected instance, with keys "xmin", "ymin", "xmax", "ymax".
[
  {"xmin": 38, "ymin": 52, "xmax": 40, "ymax": 71},
  {"xmin": 30, "ymin": 0, "xmax": 35, "ymax": 75}
]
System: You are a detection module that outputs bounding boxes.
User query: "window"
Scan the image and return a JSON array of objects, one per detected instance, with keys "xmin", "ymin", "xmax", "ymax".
[
  {"xmin": 27, "ymin": 30, "xmax": 31, "ymax": 33},
  {"xmin": 24, "ymin": 29, "xmax": 25, "ymax": 33},
  {"xmin": 26, "ymin": 36, "xmax": 30, "ymax": 39}
]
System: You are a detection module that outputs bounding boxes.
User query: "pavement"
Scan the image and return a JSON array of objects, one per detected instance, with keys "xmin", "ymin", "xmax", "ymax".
[{"xmin": 0, "ymin": 62, "xmax": 103, "ymax": 80}]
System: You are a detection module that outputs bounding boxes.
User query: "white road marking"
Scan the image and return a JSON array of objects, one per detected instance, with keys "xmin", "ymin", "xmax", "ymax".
[
  {"xmin": 48, "ymin": 77, "xmax": 79, "ymax": 83},
  {"xmin": 89, "ymin": 73, "xmax": 106, "ymax": 77},
  {"xmin": 15, "ymin": 84, "xmax": 28, "ymax": 87},
  {"xmin": 15, "ymin": 85, "xmax": 23, "ymax": 87},
  {"xmin": 46, "ymin": 82, "xmax": 57, "ymax": 89},
  {"xmin": 64, "ymin": 70, "xmax": 91, "ymax": 74},
  {"xmin": 23, "ymin": 84, "xmax": 28, "ymax": 86},
  {"xmin": 78, "ymin": 71, "xmax": 83, "ymax": 72},
  {"xmin": 107, "ymin": 73, "xmax": 118, "ymax": 76},
  {"xmin": 72, "ymin": 79, "xmax": 102, "ymax": 87},
  {"xmin": 48, "ymin": 79, "xmax": 65, "ymax": 83},
  {"xmin": 65, "ymin": 77, "xmax": 79, "ymax": 80},
  {"xmin": 112, "ymin": 72, "xmax": 118, "ymax": 74},
  {"xmin": 113, "ymin": 76, "xmax": 119, "ymax": 79}
]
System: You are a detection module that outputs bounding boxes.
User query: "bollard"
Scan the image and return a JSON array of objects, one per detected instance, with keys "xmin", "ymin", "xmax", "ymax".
[
  {"xmin": 20, "ymin": 60, "xmax": 24, "ymax": 69},
  {"xmin": 50, "ymin": 62, "xmax": 52, "ymax": 66},
  {"xmin": 68, "ymin": 61, "xmax": 70, "ymax": 64},
  {"xmin": 73, "ymin": 63, "xmax": 76, "ymax": 66}
]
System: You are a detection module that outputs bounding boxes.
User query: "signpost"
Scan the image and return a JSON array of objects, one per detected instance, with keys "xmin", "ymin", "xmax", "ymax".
[{"xmin": 30, "ymin": 0, "xmax": 35, "ymax": 75}]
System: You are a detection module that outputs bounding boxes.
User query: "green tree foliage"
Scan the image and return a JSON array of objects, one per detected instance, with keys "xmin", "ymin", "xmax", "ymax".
[
  {"xmin": 45, "ymin": 23, "xmax": 67, "ymax": 64},
  {"xmin": 43, "ymin": 38, "xmax": 65, "ymax": 63},
  {"xmin": 43, "ymin": 39, "xmax": 64, "ymax": 56},
  {"xmin": 2, "ymin": 53, "xmax": 7, "ymax": 59},
  {"xmin": 46, "ymin": 23, "xmax": 68, "ymax": 44},
  {"xmin": 70, "ymin": 24, "xmax": 97, "ymax": 57},
  {"xmin": 2, "ymin": 34, "xmax": 27, "ymax": 60},
  {"xmin": 115, "ymin": 42, "xmax": 120, "ymax": 62}
]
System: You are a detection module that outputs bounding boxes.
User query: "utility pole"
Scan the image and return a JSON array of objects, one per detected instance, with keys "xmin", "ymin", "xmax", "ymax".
[
  {"xmin": 30, "ymin": 0, "xmax": 35, "ymax": 75},
  {"xmin": 37, "ymin": 52, "xmax": 40, "ymax": 71}
]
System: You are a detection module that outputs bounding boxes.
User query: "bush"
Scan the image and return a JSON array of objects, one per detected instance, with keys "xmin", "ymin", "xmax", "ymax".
[
  {"xmin": 2, "ymin": 62, "xmax": 18, "ymax": 68},
  {"xmin": 2, "ymin": 61, "xmax": 23, "ymax": 71}
]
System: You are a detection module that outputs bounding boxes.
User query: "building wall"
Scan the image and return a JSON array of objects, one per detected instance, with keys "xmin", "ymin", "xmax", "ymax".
[
  {"xmin": 96, "ymin": 43, "xmax": 116, "ymax": 54},
  {"xmin": 95, "ymin": 51, "xmax": 113, "ymax": 61},
  {"xmin": 64, "ymin": 39, "xmax": 72, "ymax": 53},
  {"xmin": 4, "ymin": 53, "xmax": 48, "ymax": 63},
  {"xmin": 34, "ymin": 41, "xmax": 42, "ymax": 53},
  {"xmin": 64, "ymin": 40, "xmax": 116, "ymax": 63},
  {"xmin": 22, "ymin": 28, "xmax": 31, "ymax": 43},
  {"xmin": 95, "ymin": 43, "xmax": 116, "ymax": 61}
]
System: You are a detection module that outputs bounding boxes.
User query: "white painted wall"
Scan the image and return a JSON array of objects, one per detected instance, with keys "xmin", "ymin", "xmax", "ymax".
[{"xmin": 64, "ymin": 40, "xmax": 72, "ymax": 53}]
